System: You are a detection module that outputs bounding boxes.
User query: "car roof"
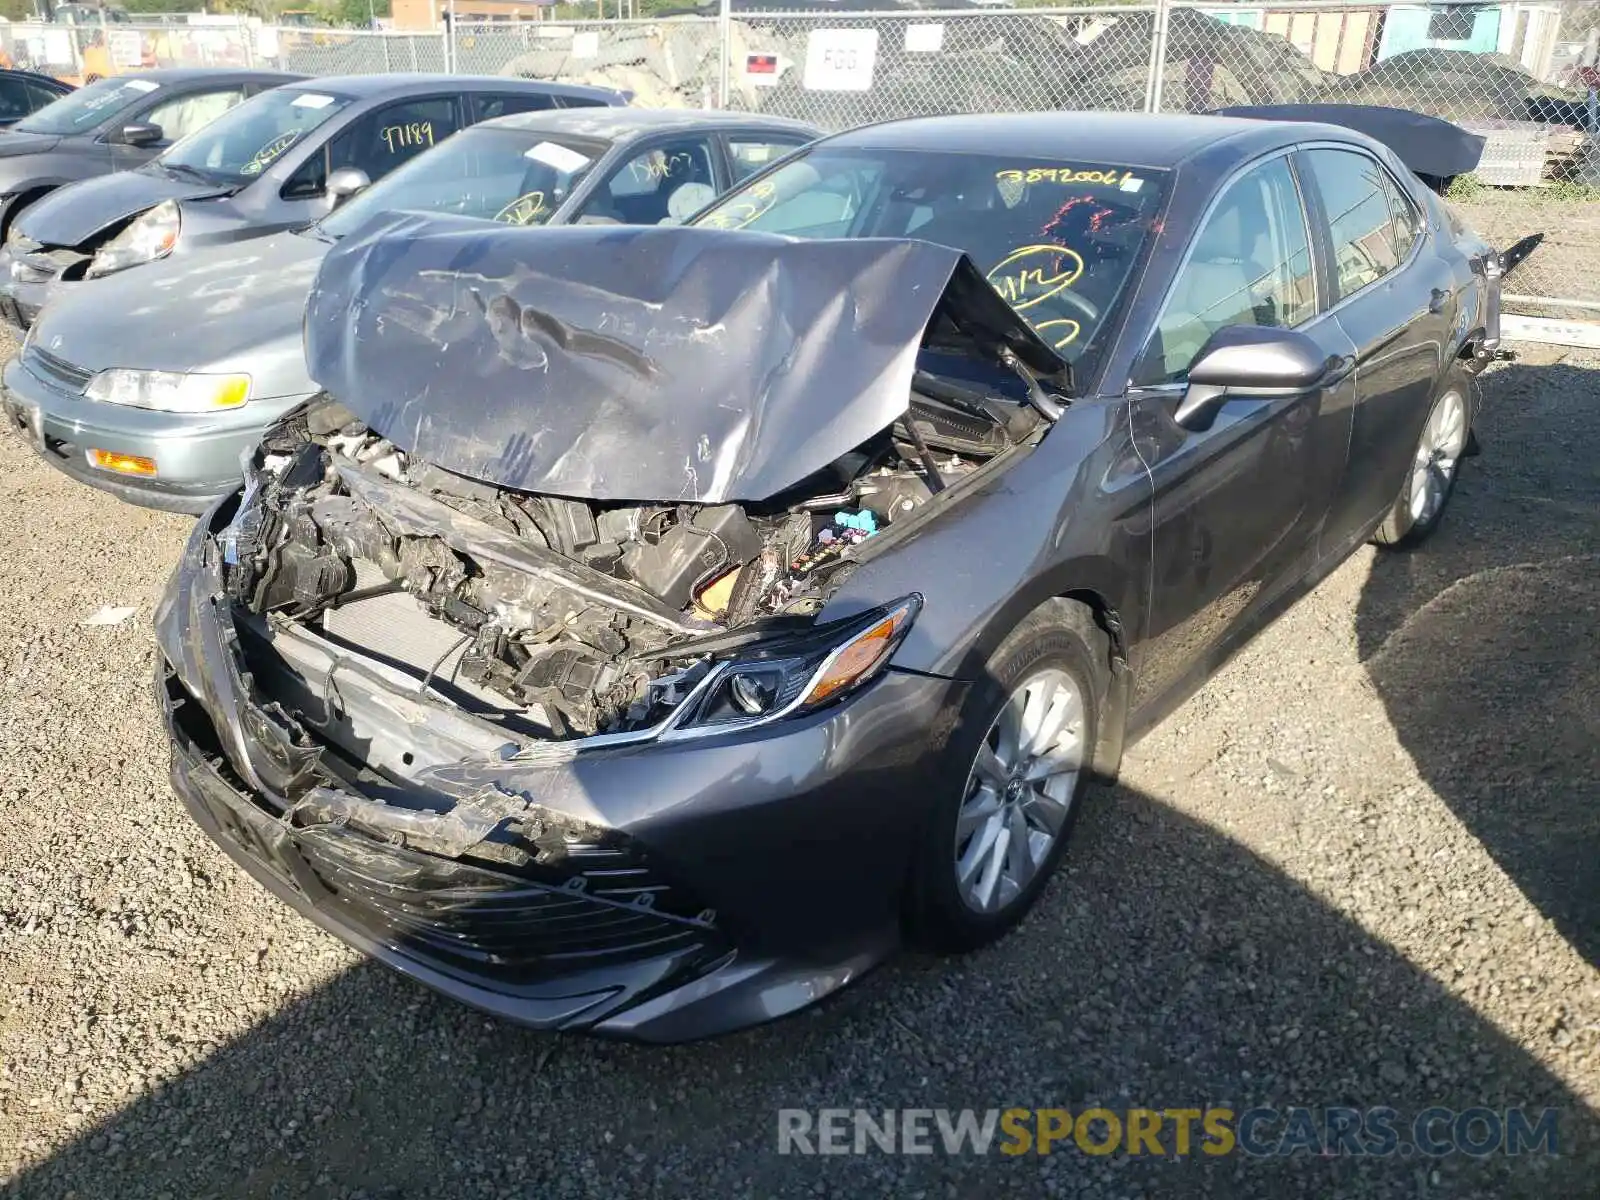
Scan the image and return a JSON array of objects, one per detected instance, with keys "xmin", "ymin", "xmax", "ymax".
[
  {"xmin": 282, "ymin": 73, "xmax": 625, "ymax": 103},
  {"xmin": 830, "ymin": 111, "xmax": 1324, "ymax": 171},
  {"xmin": 96, "ymin": 68, "xmax": 307, "ymax": 86},
  {"xmin": 477, "ymin": 107, "xmax": 818, "ymax": 140},
  {"xmin": 1, "ymin": 69, "xmax": 72, "ymax": 90}
]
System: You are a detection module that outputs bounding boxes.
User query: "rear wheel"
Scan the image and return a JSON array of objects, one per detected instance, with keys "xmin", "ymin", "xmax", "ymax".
[
  {"xmin": 1374, "ymin": 368, "xmax": 1471, "ymax": 548},
  {"xmin": 906, "ymin": 599, "xmax": 1106, "ymax": 954}
]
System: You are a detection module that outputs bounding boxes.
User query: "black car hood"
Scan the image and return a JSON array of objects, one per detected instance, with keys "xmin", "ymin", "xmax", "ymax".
[
  {"xmin": 303, "ymin": 213, "xmax": 1066, "ymax": 504},
  {"xmin": 1216, "ymin": 104, "xmax": 1486, "ymax": 180},
  {"xmin": 0, "ymin": 131, "xmax": 61, "ymax": 158},
  {"xmin": 16, "ymin": 166, "xmax": 227, "ymax": 246}
]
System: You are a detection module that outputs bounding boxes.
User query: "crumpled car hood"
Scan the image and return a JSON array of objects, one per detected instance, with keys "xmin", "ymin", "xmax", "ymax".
[
  {"xmin": 304, "ymin": 214, "xmax": 1064, "ymax": 504},
  {"xmin": 16, "ymin": 166, "xmax": 228, "ymax": 246}
]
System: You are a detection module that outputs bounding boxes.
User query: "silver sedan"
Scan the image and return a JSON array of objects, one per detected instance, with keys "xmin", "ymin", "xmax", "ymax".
[{"xmin": 1, "ymin": 108, "xmax": 816, "ymax": 512}]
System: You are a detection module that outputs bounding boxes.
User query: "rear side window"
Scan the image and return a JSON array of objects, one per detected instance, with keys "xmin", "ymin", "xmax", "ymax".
[
  {"xmin": 473, "ymin": 93, "xmax": 558, "ymax": 121},
  {"xmin": 727, "ymin": 137, "xmax": 808, "ymax": 183},
  {"xmin": 1300, "ymin": 148, "xmax": 1417, "ymax": 301}
]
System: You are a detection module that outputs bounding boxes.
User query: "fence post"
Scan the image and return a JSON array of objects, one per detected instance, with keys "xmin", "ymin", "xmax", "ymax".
[
  {"xmin": 1145, "ymin": 0, "xmax": 1171, "ymax": 114},
  {"xmin": 717, "ymin": 0, "xmax": 732, "ymax": 108},
  {"xmin": 241, "ymin": 17, "xmax": 255, "ymax": 68}
]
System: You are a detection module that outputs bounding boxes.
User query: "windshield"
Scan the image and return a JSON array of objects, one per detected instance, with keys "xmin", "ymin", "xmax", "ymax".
[
  {"xmin": 319, "ymin": 127, "xmax": 605, "ymax": 239},
  {"xmin": 160, "ymin": 88, "xmax": 354, "ymax": 184},
  {"xmin": 15, "ymin": 76, "xmax": 162, "ymax": 136},
  {"xmin": 691, "ymin": 147, "xmax": 1168, "ymax": 366}
]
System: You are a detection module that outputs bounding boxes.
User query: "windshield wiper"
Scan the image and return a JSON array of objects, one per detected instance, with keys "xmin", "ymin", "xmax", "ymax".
[{"xmin": 162, "ymin": 162, "xmax": 215, "ymax": 184}]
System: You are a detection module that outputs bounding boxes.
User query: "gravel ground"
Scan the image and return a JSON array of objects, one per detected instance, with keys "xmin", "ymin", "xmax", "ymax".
[{"xmin": 1, "ymin": 340, "xmax": 1596, "ymax": 1198}]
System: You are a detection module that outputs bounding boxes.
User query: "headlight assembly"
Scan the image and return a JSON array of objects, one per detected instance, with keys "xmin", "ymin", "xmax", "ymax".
[
  {"xmin": 674, "ymin": 595, "xmax": 922, "ymax": 734},
  {"xmin": 84, "ymin": 368, "xmax": 250, "ymax": 413},
  {"xmin": 86, "ymin": 199, "xmax": 180, "ymax": 278}
]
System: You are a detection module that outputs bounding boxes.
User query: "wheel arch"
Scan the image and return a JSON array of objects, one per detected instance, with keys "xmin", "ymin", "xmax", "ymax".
[
  {"xmin": 955, "ymin": 557, "xmax": 1138, "ymax": 783},
  {"xmin": 0, "ymin": 184, "xmax": 60, "ymax": 243}
]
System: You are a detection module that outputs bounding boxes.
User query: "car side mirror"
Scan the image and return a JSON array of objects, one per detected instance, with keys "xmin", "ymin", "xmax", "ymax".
[
  {"xmin": 1175, "ymin": 325, "xmax": 1333, "ymax": 431},
  {"xmin": 115, "ymin": 122, "xmax": 163, "ymax": 148},
  {"xmin": 325, "ymin": 167, "xmax": 371, "ymax": 207}
]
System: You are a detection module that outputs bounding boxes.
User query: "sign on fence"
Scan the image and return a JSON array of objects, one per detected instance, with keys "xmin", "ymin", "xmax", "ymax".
[{"xmin": 803, "ymin": 28, "xmax": 878, "ymax": 92}]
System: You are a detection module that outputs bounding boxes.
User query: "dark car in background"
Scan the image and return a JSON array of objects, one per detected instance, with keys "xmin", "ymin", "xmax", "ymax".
[
  {"xmin": 1, "ymin": 107, "xmax": 816, "ymax": 513},
  {"xmin": 0, "ymin": 73, "xmax": 629, "ymax": 330},
  {"xmin": 0, "ymin": 68, "xmax": 300, "ymax": 243},
  {"xmin": 154, "ymin": 109, "xmax": 1516, "ymax": 1041},
  {"xmin": 0, "ymin": 70, "xmax": 74, "ymax": 129}
]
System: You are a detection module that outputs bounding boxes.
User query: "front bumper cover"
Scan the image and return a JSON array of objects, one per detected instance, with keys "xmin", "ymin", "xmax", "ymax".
[{"xmin": 156, "ymin": 513, "xmax": 964, "ymax": 1041}]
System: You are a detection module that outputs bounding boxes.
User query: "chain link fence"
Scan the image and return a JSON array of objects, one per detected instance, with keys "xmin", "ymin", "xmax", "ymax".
[{"xmin": 0, "ymin": 2, "xmax": 1594, "ymax": 313}]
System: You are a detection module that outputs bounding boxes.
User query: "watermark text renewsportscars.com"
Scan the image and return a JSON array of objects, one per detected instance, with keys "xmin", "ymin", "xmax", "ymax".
[{"xmin": 776, "ymin": 1106, "xmax": 1560, "ymax": 1158}]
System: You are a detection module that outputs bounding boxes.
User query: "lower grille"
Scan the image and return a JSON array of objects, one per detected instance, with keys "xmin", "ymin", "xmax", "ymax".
[{"xmin": 295, "ymin": 830, "xmax": 720, "ymax": 981}]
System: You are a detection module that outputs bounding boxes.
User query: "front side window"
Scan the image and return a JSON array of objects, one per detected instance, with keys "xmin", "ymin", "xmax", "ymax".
[
  {"xmin": 15, "ymin": 76, "xmax": 162, "ymax": 136},
  {"xmin": 318, "ymin": 128, "xmax": 605, "ymax": 237},
  {"xmin": 161, "ymin": 87, "xmax": 354, "ymax": 184},
  {"xmin": 0, "ymin": 78, "xmax": 35, "ymax": 123},
  {"xmin": 285, "ymin": 96, "xmax": 460, "ymax": 201},
  {"xmin": 1140, "ymin": 155, "xmax": 1315, "ymax": 384},
  {"xmin": 1301, "ymin": 148, "xmax": 1412, "ymax": 301},
  {"xmin": 331, "ymin": 97, "xmax": 460, "ymax": 179},
  {"xmin": 691, "ymin": 147, "xmax": 1168, "ymax": 366},
  {"xmin": 142, "ymin": 88, "xmax": 246, "ymax": 146},
  {"xmin": 580, "ymin": 136, "xmax": 717, "ymax": 226}
]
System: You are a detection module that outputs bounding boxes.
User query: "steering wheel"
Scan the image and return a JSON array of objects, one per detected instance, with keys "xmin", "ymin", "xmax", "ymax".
[{"xmin": 1047, "ymin": 288, "xmax": 1100, "ymax": 323}]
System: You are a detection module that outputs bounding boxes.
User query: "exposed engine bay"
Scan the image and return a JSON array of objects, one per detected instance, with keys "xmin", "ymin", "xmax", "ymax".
[{"xmin": 221, "ymin": 380, "xmax": 1041, "ymax": 741}]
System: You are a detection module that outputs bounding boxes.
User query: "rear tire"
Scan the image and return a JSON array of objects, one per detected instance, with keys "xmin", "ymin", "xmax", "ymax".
[
  {"xmin": 1374, "ymin": 366, "xmax": 1472, "ymax": 549},
  {"xmin": 905, "ymin": 599, "xmax": 1107, "ymax": 954}
]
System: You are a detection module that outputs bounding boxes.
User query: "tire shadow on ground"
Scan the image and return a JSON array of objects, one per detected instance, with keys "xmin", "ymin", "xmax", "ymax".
[{"xmin": 1356, "ymin": 358, "xmax": 1600, "ymax": 969}]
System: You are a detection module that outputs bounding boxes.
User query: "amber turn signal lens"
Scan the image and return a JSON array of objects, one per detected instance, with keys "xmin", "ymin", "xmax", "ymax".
[
  {"xmin": 801, "ymin": 607, "xmax": 911, "ymax": 707},
  {"xmin": 88, "ymin": 449, "xmax": 157, "ymax": 477}
]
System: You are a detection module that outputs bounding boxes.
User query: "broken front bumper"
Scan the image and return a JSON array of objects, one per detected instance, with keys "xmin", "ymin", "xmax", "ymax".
[
  {"xmin": 0, "ymin": 245, "xmax": 75, "ymax": 332},
  {"xmin": 156, "ymin": 510, "xmax": 964, "ymax": 1042}
]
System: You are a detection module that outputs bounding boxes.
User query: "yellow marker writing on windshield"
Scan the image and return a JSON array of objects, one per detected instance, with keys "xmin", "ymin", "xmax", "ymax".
[
  {"xmin": 1032, "ymin": 318, "xmax": 1081, "ymax": 349},
  {"xmin": 987, "ymin": 245, "xmax": 1085, "ymax": 311},
  {"xmin": 700, "ymin": 179, "xmax": 778, "ymax": 230},
  {"xmin": 996, "ymin": 167, "xmax": 1131, "ymax": 186},
  {"xmin": 494, "ymin": 191, "xmax": 547, "ymax": 226},
  {"xmin": 239, "ymin": 131, "xmax": 300, "ymax": 176}
]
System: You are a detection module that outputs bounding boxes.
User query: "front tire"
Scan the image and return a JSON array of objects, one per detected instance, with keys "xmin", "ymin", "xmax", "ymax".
[
  {"xmin": 906, "ymin": 599, "xmax": 1106, "ymax": 954},
  {"xmin": 1374, "ymin": 367, "xmax": 1472, "ymax": 548}
]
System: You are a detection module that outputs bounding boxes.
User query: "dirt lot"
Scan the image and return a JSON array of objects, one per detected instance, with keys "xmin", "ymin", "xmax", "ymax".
[
  {"xmin": 1451, "ymin": 192, "xmax": 1600, "ymax": 313},
  {"xmin": 1, "ymin": 341, "xmax": 1596, "ymax": 1198}
]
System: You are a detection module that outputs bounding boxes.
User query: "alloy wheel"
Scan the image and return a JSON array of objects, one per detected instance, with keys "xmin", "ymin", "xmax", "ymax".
[
  {"xmin": 1408, "ymin": 389, "xmax": 1467, "ymax": 527},
  {"xmin": 953, "ymin": 668, "xmax": 1085, "ymax": 914}
]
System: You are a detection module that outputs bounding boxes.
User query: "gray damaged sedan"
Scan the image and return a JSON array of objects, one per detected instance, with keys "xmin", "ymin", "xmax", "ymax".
[
  {"xmin": 2, "ymin": 107, "xmax": 813, "ymax": 513},
  {"xmin": 0, "ymin": 68, "xmax": 304, "ymax": 251},
  {"xmin": 0, "ymin": 73, "xmax": 627, "ymax": 331},
  {"xmin": 157, "ymin": 111, "xmax": 1520, "ymax": 1041}
]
